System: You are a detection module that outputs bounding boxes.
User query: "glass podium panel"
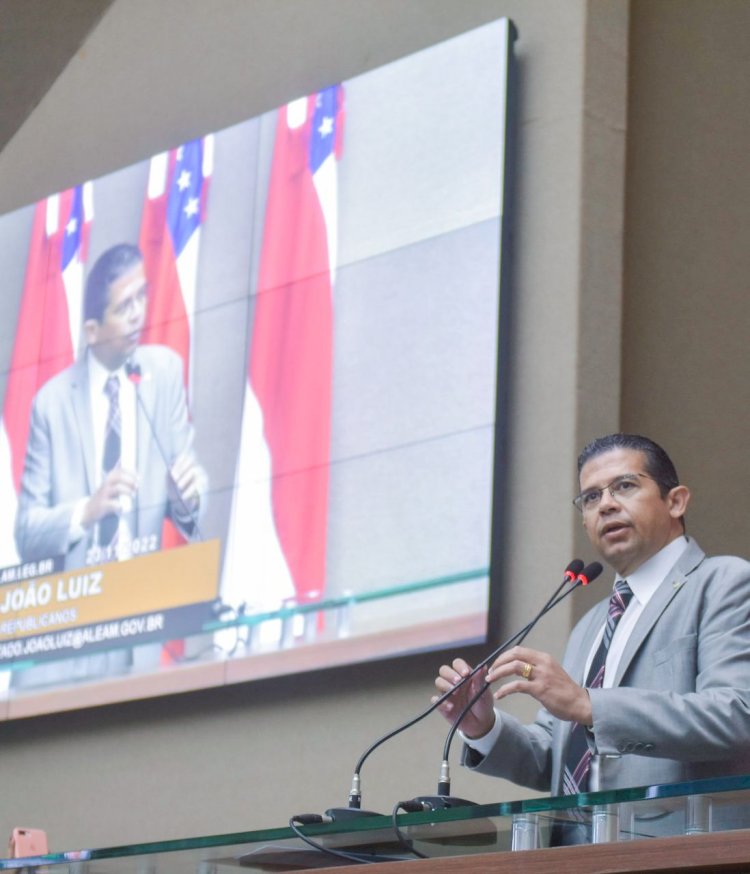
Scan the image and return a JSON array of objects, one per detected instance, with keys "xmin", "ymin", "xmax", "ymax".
[{"xmin": 3, "ymin": 775, "xmax": 750, "ymax": 872}]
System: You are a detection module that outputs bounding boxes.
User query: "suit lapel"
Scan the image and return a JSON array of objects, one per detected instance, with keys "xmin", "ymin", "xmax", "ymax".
[
  {"xmin": 612, "ymin": 538, "xmax": 705, "ymax": 686},
  {"xmin": 133, "ymin": 352, "xmax": 157, "ymax": 510},
  {"xmin": 572, "ymin": 601, "xmax": 609, "ymax": 683},
  {"xmin": 70, "ymin": 357, "xmax": 96, "ymax": 493},
  {"xmin": 555, "ymin": 599, "xmax": 610, "ymax": 773}
]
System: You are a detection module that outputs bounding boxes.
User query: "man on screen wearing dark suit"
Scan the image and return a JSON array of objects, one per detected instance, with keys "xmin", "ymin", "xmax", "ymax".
[
  {"xmin": 434, "ymin": 434, "xmax": 750, "ymax": 815},
  {"xmin": 15, "ymin": 243, "xmax": 206, "ymax": 571}
]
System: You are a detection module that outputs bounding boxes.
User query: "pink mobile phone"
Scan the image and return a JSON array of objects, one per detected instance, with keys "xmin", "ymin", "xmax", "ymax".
[{"xmin": 8, "ymin": 827, "xmax": 48, "ymax": 858}]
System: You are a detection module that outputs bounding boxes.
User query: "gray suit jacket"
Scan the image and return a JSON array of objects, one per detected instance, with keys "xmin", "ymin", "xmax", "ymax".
[
  {"xmin": 463, "ymin": 538, "xmax": 750, "ymax": 796},
  {"xmin": 15, "ymin": 344, "xmax": 206, "ymax": 569}
]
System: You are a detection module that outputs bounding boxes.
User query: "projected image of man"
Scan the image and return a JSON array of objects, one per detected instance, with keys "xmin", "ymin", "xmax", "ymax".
[{"xmin": 15, "ymin": 243, "xmax": 206, "ymax": 570}]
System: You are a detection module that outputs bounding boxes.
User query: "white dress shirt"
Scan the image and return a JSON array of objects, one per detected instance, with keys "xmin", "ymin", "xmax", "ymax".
[{"xmin": 68, "ymin": 352, "xmax": 137, "ymax": 550}]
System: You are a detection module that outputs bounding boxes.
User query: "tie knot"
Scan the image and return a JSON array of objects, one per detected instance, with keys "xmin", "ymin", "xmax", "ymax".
[
  {"xmin": 612, "ymin": 578, "xmax": 634, "ymax": 611},
  {"xmin": 105, "ymin": 375, "xmax": 120, "ymax": 400}
]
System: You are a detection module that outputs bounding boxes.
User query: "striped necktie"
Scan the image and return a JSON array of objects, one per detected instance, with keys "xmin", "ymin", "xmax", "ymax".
[
  {"xmin": 562, "ymin": 579, "xmax": 634, "ymax": 794},
  {"xmin": 99, "ymin": 374, "xmax": 121, "ymax": 546}
]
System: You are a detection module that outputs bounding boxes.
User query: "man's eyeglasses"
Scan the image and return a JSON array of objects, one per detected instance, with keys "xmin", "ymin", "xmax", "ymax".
[{"xmin": 573, "ymin": 473, "xmax": 656, "ymax": 513}]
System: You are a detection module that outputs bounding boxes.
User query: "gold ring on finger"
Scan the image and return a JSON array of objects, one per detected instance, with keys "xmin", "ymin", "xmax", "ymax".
[{"xmin": 521, "ymin": 662, "xmax": 534, "ymax": 681}]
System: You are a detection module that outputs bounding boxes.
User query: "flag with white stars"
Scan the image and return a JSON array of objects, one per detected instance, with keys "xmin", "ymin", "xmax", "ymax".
[
  {"xmin": 139, "ymin": 135, "xmax": 213, "ymax": 394},
  {"xmin": 137, "ymin": 136, "xmax": 213, "ymax": 660},
  {"xmin": 222, "ymin": 84, "xmax": 344, "ymax": 629},
  {"xmin": 0, "ymin": 185, "xmax": 93, "ymax": 571}
]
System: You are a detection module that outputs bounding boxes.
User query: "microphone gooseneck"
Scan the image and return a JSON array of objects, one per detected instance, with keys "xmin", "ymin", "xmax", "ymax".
[
  {"xmin": 326, "ymin": 559, "xmax": 591, "ymax": 818},
  {"xmin": 425, "ymin": 561, "xmax": 604, "ymax": 806},
  {"xmin": 440, "ymin": 561, "xmax": 604, "ymax": 765},
  {"xmin": 125, "ymin": 358, "xmax": 205, "ymax": 541}
]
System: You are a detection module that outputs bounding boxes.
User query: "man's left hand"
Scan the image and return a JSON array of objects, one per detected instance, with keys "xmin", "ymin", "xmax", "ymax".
[
  {"xmin": 486, "ymin": 645, "xmax": 592, "ymax": 725},
  {"xmin": 168, "ymin": 452, "xmax": 201, "ymax": 514}
]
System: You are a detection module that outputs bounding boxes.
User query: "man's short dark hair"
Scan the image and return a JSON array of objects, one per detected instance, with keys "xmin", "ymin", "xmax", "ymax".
[
  {"xmin": 84, "ymin": 244, "xmax": 143, "ymax": 323},
  {"xmin": 577, "ymin": 433, "xmax": 680, "ymax": 497}
]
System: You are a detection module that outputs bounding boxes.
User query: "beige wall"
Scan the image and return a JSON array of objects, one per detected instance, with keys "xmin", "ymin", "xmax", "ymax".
[
  {"xmin": 0, "ymin": 0, "xmax": 745, "ymax": 851},
  {"xmin": 622, "ymin": 0, "xmax": 750, "ymax": 559}
]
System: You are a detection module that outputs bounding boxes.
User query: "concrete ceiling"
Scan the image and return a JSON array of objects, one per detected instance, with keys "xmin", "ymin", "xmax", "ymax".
[
  {"xmin": 0, "ymin": 0, "xmax": 114, "ymax": 153},
  {"xmin": 0, "ymin": 0, "xmax": 505, "ymax": 216}
]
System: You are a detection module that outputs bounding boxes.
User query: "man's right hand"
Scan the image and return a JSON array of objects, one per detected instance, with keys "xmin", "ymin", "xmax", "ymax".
[
  {"xmin": 433, "ymin": 657, "xmax": 496, "ymax": 740},
  {"xmin": 81, "ymin": 466, "xmax": 138, "ymax": 529}
]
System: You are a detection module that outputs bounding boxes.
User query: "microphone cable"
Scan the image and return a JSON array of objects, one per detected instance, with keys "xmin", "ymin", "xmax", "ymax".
[
  {"xmin": 288, "ymin": 814, "xmax": 385, "ymax": 865},
  {"xmin": 390, "ymin": 800, "xmax": 429, "ymax": 859}
]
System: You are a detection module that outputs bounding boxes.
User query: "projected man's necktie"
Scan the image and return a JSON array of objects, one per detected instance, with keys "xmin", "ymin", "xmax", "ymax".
[
  {"xmin": 100, "ymin": 374, "xmax": 121, "ymax": 547},
  {"xmin": 562, "ymin": 578, "xmax": 634, "ymax": 794}
]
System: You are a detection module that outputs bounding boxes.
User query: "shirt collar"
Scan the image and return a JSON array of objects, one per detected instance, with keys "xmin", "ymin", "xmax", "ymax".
[
  {"xmin": 87, "ymin": 348, "xmax": 125, "ymax": 392},
  {"xmin": 615, "ymin": 535, "xmax": 689, "ymax": 607}
]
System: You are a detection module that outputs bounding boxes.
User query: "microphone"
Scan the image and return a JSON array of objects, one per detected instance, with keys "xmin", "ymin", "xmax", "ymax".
[
  {"xmin": 409, "ymin": 561, "xmax": 603, "ymax": 810},
  {"xmin": 125, "ymin": 359, "xmax": 204, "ymax": 541},
  {"xmin": 125, "ymin": 361, "xmax": 142, "ymax": 386},
  {"xmin": 577, "ymin": 561, "xmax": 602, "ymax": 586},
  {"xmin": 443, "ymin": 562, "xmax": 601, "ymax": 747},
  {"xmin": 324, "ymin": 559, "xmax": 588, "ymax": 821}
]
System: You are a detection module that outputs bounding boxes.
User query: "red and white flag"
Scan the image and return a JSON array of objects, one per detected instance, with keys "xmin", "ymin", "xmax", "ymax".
[
  {"xmin": 139, "ymin": 137, "xmax": 212, "ymax": 663},
  {"xmin": 139, "ymin": 136, "xmax": 213, "ymax": 549},
  {"xmin": 139, "ymin": 136, "xmax": 213, "ymax": 397},
  {"xmin": 221, "ymin": 86, "xmax": 344, "ymax": 621},
  {"xmin": 0, "ymin": 186, "xmax": 93, "ymax": 570}
]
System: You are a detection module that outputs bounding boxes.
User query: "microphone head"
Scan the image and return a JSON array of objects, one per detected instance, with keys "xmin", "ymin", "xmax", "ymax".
[
  {"xmin": 577, "ymin": 561, "xmax": 604, "ymax": 586},
  {"xmin": 125, "ymin": 359, "xmax": 142, "ymax": 384},
  {"xmin": 563, "ymin": 558, "xmax": 584, "ymax": 582}
]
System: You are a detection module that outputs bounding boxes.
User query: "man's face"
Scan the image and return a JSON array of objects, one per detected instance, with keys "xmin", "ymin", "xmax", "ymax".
[
  {"xmin": 85, "ymin": 261, "xmax": 147, "ymax": 371},
  {"xmin": 579, "ymin": 448, "xmax": 690, "ymax": 577}
]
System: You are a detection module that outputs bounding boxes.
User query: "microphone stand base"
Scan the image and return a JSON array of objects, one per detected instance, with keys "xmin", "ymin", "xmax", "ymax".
[
  {"xmin": 412, "ymin": 796, "xmax": 478, "ymax": 810},
  {"xmin": 325, "ymin": 807, "xmax": 382, "ymax": 821}
]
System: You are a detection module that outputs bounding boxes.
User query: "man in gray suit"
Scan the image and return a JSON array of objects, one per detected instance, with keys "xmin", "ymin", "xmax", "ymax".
[
  {"xmin": 11, "ymin": 243, "xmax": 206, "ymax": 688},
  {"xmin": 435, "ymin": 434, "xmax": 750, "ymax": 815},
  {"xmin": 15, "ymin": 243, "xmax": 206, "ymax": 570}
]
